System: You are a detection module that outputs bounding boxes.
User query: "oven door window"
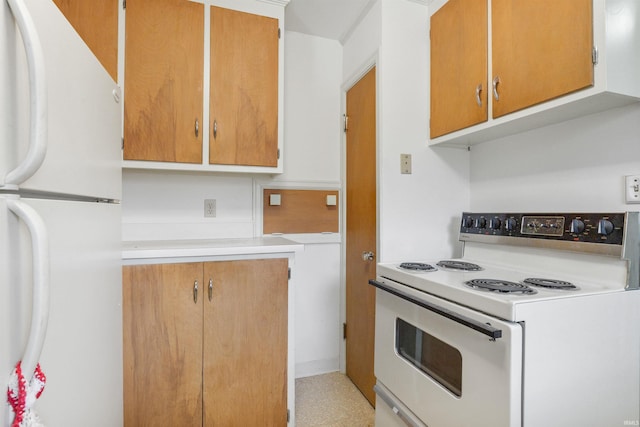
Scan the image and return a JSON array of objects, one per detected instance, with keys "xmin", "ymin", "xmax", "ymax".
[{"xmin": 396, "ymin": 318, "xmax": 462, "ymax": 397}]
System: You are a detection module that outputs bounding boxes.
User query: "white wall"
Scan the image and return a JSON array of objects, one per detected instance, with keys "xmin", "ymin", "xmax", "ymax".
[
  {"xmin": 470, "ymin": 103, "xmax": 640, "ymax": 212},
  {"xmin": 378, "ymin": 0, "xmax": 469, "ymax": 261},
  {"xmin": 121, "ymin": 170, "xmax": 255, "ymax": 240},
  {"xmin": 277, "ymin": 31, "xmax": 343, "ymax": 184}
]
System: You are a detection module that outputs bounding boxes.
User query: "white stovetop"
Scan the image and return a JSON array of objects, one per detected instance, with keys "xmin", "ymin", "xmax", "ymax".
[{"xmin": 377, "ymin": 256, "xmax": 628, "ymax": 322}]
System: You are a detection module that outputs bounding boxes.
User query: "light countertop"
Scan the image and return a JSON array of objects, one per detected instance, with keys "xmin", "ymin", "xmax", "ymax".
[{"xmin": 122, "ymin": 237, "xmax": 304, "ymax": 261}]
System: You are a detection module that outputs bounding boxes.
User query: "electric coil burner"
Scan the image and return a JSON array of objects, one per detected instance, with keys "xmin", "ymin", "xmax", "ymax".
[
  {"xmin": 522, "ymin": 277, "xmax": 578, "ymax": 290},
  {"xmin": 436, "ymin": 260, "xmax": 482, "ymax": 271},
  {"xmin": 465, "ymin": 278, "xmax": 538, "ymax": 294},
  {"xmin": 398, "ymin": 262, "xmax": 436, "ymax": 272}
]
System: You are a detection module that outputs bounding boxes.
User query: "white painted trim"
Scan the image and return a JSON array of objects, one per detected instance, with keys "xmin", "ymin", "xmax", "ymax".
[{"xmin": 257, "ymin": 0, "xmax": 290, "ymax": 6}]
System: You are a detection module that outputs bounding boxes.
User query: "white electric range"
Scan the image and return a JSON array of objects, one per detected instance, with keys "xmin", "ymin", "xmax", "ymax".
[{"xmin": 371, "ymin": 212, "xmax": 640, "ymax": 427}]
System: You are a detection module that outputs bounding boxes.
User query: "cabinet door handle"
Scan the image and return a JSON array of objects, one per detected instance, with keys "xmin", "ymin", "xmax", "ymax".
[
  {"xmin": 195, "ymin": 118, "xmax": 199, "ymax": 137},
  {"xmin": 208, "ymin": 278, "xmax": 213, "ymax": 302},
  {"xmin": 193, "ymin": 280, "xmax": 198, "ymax": 303},
  {"xmin": 475, "ymin": 83, "xmax": 483, "ymax": 107},
  {"xmin": 492, "ymin": 76, "xmax": 501, "ymax": 101},
  {"xmin": 213, "ymin": 120, "xmax": 217, "ymax": 139}
]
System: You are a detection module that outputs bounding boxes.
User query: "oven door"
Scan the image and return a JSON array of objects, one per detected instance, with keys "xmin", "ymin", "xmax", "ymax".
[{"xmin": 372, "ymin": 278, "xmax": 523, "ymax": 427}]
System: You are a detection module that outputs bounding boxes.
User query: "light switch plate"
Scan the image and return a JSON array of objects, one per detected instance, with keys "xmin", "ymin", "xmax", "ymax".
[{"xmin": 401, "ymin": 154, "xmax": 412, "ymax": 174}]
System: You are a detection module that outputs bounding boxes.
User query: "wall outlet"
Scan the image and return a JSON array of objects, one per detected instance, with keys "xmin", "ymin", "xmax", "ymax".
[
  {"xmin": 625, "ymin": 175, "xmax": 640, "ymax": 204},
  {"xmin": 204, "ymin": 199, "xmax": 217, "ymax": 217},
  {"xmin": 401, "ymin": 153, "xmax": 412, "ymax": 174}
]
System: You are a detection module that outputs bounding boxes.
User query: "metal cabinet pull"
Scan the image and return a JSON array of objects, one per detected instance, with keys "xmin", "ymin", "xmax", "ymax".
[
  {"xmin": 213, "ymin": 120, "xmax": 217, "ymax": 139},
  {"xmin": 475, "ymin": 83, "xmax": 483, "ymax": 107},
  {"xmin": 208, "ymin": 278, "xmax": 213, "ymax": 302},
  {"xmin": 195, "ymin": 118, "xmax": 199, "ymax": 137},
  {"xmin": 492, "ymin": 76, "xmax": 501, "ymax": 101},
  {"xmin": 193, "ymin": 280, "xmax": 199, "ymax": 303},
  {"xmin": 362, "ymin": 251, "xmax": 375, "ymax": 261}
]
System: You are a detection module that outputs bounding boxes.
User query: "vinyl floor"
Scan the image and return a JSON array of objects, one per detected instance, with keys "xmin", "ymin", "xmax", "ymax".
[{"xmin": 295, "ymin": 372, "xmax": 375, "ymax": 427}]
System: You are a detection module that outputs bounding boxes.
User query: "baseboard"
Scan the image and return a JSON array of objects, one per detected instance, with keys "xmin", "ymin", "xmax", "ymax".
[{"xmin": 295, "ymin": 358, "xmax": 340, "ymax": 378}]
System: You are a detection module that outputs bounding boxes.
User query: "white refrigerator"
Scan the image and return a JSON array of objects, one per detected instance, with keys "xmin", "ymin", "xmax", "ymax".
[{"xmin": 1, "ymin": 0, "xmax": 122, "ymax": 425}]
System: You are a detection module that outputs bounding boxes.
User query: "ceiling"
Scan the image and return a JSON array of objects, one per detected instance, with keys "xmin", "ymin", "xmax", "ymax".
[{"xmin": 284, "ymin": 0, "xmax": 376, "ymax": 43}]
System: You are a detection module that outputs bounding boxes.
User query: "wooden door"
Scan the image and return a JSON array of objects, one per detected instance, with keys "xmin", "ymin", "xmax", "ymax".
[
  {"xmin": 210, "ymin": 7, "xmax": 279, "ymax": 167},
  {"xmin": 203, "ymin": 259, "xmax": 288, "ymax": 426},
  {"xmin": 122, "ymin": 263, "xmax": 204, "ymax": 426},
  {"xmin": 124, "ymin": 0, "xmax": 204, "ymax": 162},
  {"xmin": 430, "ymin": 0, "xmax": 487, "ymax": 138},
  {"xmin": 492, "ymin": 0, "xmax": 593, "ymax": 118},
  {"xmin": 53, "ymin": 0, "xmax": 118, "ymax": 81},
  {"xmin": 345, "ymin": 67, "xmax": 377, "ymax": 406}
]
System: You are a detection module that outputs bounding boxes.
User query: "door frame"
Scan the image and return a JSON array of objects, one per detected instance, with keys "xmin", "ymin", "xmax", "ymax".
[{"xmin": 339, "ymin": 54, "xmax": 380, "ymax": 374}]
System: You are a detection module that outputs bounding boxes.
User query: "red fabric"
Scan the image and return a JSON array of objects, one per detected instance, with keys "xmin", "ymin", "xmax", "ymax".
[{"xmin": 6, "ymin": 362, "xmax": 46, "ymax": 427}]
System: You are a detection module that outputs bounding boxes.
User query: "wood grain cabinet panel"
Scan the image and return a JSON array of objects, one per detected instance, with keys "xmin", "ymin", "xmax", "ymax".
[
  {"xmin": 123, "ymin": 0, "xmax": 204, "ymax": 163},
  {"xmin": 123, "ymin": 263, "xmax": 204, "ymax": 426},
  {"xmin": 210, "ymin": 7, "xmax": 279, "ymax": 167},
  {"xmin": 430, "ymin": 0, "xmax": 487, "ymax": 139},
  {"xmin": 123, "ymin": 259, "xmax": 288, "ymax": 426},
  {"xmin": 203, "ymin": 259, "xmax": 288, "ymax": 426},
  {"xmin": 492, "ymin": 0, "xmax": 593, "ymax": 118},
  {"xmin": 430, "ymin": 0, "xmax": 594, "ymax": 137},
  {"xmin": 263, "ymin": 189, "xmax": 339, "ymax": 234},
  {"xmin": 53, "ymin": 0, "xmax": 118, "ymax": 81}
]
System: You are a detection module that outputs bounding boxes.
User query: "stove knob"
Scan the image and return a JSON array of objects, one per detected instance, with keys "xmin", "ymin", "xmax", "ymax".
[
  {"xmin": 505, "ymin": 218, "xmax": 518, "ymax": 231},
  {"xmin": 490, "ymin": 218, "xmax": 501, "ymax": 230},
  {"xmin": 597, "ymin": 219, "xmax": 614, "ymax": 236},
  {"xmin": 461, "ymin": 217, "xmax": 473, "ymax": 228},
  {"xmin": 570, "ymin": 219, "xmax": 585, "ymax": 234},
  {"xmin": 475, "ymin": 217, "xmax": 487, "ymax": 229}
]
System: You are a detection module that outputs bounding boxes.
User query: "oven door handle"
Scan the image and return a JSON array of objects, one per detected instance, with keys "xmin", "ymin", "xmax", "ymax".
[{"xmin": 369, "ymin": 279, "xmax": 503, "ymax": 340}]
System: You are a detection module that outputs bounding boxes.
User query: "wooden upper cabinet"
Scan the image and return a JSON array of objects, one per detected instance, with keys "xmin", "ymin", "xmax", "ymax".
[
  {"xmin": 53, "ymin": 0, "xmax": 118, "ymax": 81},
  {"xmin": 203, "ymin": 259, "xmax": 288, "ymax": 425},
  {"xmin": 430, "ymin": 0, "xmax": 595, "ymax": 139},
  {"xmin": 430, "ymin": 0, "xmax": 487, "ymax": 139},
  {"xmin": 210, "ymin": 7, "xmax": 279, "ymax": 167},
  {"xmin": 124, "ymin": 0, "xmax": 204, "ymax": 163},
  {"xmin": 491, "ymin": 0, "xmax": 593, "ymax": 118},
  {"xmin": 122, "ymin": 263, "xmax": 204, "ymax": 426}
]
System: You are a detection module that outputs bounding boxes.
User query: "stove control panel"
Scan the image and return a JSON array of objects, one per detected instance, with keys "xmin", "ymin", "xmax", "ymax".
[{"xmin": 459, "ymin": 212, "xmax": 626, "ymax": 245}]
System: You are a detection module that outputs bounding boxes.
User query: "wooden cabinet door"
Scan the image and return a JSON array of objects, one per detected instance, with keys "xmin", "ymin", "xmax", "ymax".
[
  {"xmin": 210, "ymin": 7, "xmax": 279, "ymax": 167},
  {"xmin": 53, "ymin": 0, "xmax": 118, "ymax": 81},
  {"xmin": 123, "ymin": 263, "xmax": 204, "ymax": 426},
  {"xmin": 492, "ymin": 0, "xmax": 593, "ymax": 118},
  {"xmin": 202, "ymin": 259, "xmax": 288, "ymax": 426},
  {"xmin": 124, "ymin": 0, "xmax": 204, "ymax": 163},
  {"xmin": 430, "ymin": 0, "xmax": 487, "ymax": 138}
]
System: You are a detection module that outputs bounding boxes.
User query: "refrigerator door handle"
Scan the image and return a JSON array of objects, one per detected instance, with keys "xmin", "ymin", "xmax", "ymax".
[
  {"xmin": 3, "ymin": 0, "xmax": 48, "ymax": 189},
  {"xmin": 7, "ymin": 199, "xmax": 50, "ymax": 382}
]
